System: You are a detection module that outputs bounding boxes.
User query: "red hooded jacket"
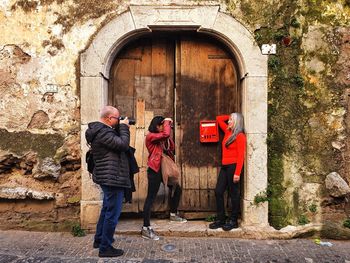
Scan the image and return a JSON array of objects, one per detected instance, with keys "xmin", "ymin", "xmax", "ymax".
[{"xmin": 145, "ymin": 120, "xmax": 175, "ymax": 172}]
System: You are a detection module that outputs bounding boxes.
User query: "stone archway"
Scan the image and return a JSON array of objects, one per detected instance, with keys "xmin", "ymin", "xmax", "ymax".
[{"xmin": 80, "ymin": 5, "xmax": 268, "ymax": 229}]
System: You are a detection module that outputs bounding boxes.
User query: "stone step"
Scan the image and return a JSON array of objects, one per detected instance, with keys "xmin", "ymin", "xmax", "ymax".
[{"xmin": 110, "ymin": 219, "xmax": 322, "ymax": 239}]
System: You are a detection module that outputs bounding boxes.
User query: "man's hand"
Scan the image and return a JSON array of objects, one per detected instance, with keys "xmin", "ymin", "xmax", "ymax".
[
  {"xmin": 119, "ymin": 117, "xmax": 130, "ymax": 126},
  {"xmin": 233, "ymin": 175, "xmax": 240, "ymax": 183}
]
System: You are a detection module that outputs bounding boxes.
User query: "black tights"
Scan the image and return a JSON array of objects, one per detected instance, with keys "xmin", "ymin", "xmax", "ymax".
[
  {"xmin": 215, "ymin": 164, "xmax": 241, "ymax": 222},
  {"xmin": 143, "ymin": 167, "xmax": 182, "ymax": 227}
]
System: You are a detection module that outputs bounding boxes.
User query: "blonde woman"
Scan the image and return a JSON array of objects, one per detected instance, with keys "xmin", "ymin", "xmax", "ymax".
[{"xmin": 209, "ymin": 113, "xmax": 246, "ymax": 231}]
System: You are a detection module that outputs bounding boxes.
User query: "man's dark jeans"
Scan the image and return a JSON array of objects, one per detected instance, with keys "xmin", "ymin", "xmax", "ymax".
[{"xmin": 95, "ymin": 185, "xmax": 124, "ymax": 252}]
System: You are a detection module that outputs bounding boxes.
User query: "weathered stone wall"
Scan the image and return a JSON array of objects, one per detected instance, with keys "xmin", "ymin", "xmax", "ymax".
[
  {"xmin": 1, "ymin": 0, "xmax": 350, "ymax": 237},
  {"xmin": 0, "ymin": 0, "xmax": 101, "ymax": 230},
  {"xmin": 224, "ymin": 0, "xmax": 350, "ymax": 237}
]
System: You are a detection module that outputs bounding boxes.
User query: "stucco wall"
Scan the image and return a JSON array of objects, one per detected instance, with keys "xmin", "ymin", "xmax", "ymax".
[{"xmin": 0, "ymin": 0, "xmax": 350, "ymax": 237}]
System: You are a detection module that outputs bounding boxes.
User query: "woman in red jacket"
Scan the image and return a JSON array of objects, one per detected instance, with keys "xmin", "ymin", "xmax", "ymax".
[
  {"xmin": 209, "ymin": 113, "xmax": 246, "ymax": 231},
  {"xmin": 141, "ymin": 116, "xmax": 187, "ymax": 240}
]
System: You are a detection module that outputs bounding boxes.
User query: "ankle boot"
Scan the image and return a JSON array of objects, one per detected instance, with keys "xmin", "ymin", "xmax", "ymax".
[
  {"xmin": 209, "ymin": 220, "xmax": 225, "ymax": 229},
  {"xmin": 222, "ymin": 219, "xmax": 238, "ymax": 231}
]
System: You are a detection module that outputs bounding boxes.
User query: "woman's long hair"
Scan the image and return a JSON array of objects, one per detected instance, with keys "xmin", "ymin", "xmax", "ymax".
[
  {"xmin": 148, "ymin": 116, "xmax": 165, "ymax": 133},
  {"xmin": 225, "ymin": 113, "xmax": 245, "ymax": 147}
]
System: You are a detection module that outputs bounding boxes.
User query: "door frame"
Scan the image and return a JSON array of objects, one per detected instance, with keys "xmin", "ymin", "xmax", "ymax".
[{"xmin": 80, "ymin": 5, "xmax": 268, "ymax": 229}]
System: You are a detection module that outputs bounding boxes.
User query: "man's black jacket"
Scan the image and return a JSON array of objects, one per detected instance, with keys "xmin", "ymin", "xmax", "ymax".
[{"xmin": 85, "ymin": 122, "xmax": 131, "ymax": 188}]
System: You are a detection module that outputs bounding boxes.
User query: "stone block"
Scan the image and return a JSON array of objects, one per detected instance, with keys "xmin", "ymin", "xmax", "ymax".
[
  {"xmin": 81, "ymin": 170, "xmax": 102, "ymax": 202},
  {"xmin": 325, "ymin": 172, "xmax": 350, "ymax": 197},
  {"xmin": 33, "ymin": 157, "xmax": 61, "ymax": 180},
  {"xmin": 243, "ymin": 76, "xmax": 268, "ymax": 134},
  {"xmin": 242, "ymin": 199, "xmax": 268, "ymax": 227},
  {"xmin": 81, "ymin": 124, "xmax": 89, "ymax": 154},
  {"xmin": 244, "ymin": 133, "xmax": 268, "ymax": 201},
  {"xmin": 80, "ymin": 76, "xmax": 106, "ymax": 124},
  {"xmin": 213, "ymin": 12, "xmax": 267, "ymax": 77},
  {"xmin": 0, "ymin": 187, "xmax": 55, "ymax": 200},
  {"xmin": 80, "ymin": 44, "xmax": 104, "ymax": 77},
  {"xmin": 80, "ymin": 201, "xmax": 102, "ymax": 229},
  {"xmin": 130, "ymin": 5, "xmax": 219, "ymax": 29},
  {"xmin": 81, "ymin": 12, "xmax": 135, "ymax": 77}
]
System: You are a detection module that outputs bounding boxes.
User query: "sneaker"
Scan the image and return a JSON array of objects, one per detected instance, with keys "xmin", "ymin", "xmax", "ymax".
[
  {"xmin": 209, "ymin": 220, "xmax": 225, "ymax": 229},
  {"xmin": 141, "ymin": 226, "xmax": 160, "ymax": 240},
  {"xmin": 170, "ymin": 214, "xmax": 187, "ymax": 223},
  {"xmin": 222, "ymin": 219, "xmax": 238, "ymax": 231},
  {"xmin": 98, "ymin": 246, "xmax": 124, "ymax": 258}
]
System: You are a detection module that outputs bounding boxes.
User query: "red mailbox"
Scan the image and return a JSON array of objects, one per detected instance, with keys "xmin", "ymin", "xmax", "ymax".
[{"xmin": 200, "ymin": 120, "xmax": 219, "ymax": 143}]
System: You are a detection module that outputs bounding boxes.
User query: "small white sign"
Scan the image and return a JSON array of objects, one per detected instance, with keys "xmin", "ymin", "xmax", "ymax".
[
  {"xmin": 44, "ymin": 84, "xmax": 59, "ymax": 93},
  {"xmin": 261, "ymin": 44, "xmax": 277, "ymax": 55}
]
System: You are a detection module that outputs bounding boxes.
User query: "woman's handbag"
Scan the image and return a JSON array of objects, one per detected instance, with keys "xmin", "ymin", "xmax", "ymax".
[{"xmin": 161, "ymin": 153, "xmax": 180, "ymax": 186}]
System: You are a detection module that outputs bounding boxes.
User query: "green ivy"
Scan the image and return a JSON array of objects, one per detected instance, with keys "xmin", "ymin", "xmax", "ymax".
[
  {"xmin": 268, "ymin": 56, "xmax": 281, "ymax": 71},
  {"xmin": 308, "ymin": 204, "xmax": 317, "ymax": 213},
  {"xmin": 292, "ymin": 75, "xmax": 304, "ymax": 88},
  {"xmin": 290, "ymin": 17, "xmax": 300, "ymax": 28},
  {"xmin": 71, "ymin": 223, "xmax": 86, "ymax": 237},
  {"xmin": 298, "ymin": 214, "xmax": 310, "ymax": 225},
  {"xmin": 253, "ymin": 191, "xmax": 269, "ymax": 205},
  {"xmin": 343, "ymin": 219, "xmax": 350, "ymax": 228},
  {"xmin": 205, "ymin": 214, "xmax": 216, "ymax": 222}
]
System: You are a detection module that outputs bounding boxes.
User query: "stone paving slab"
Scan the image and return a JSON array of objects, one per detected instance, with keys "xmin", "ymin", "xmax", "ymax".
[{"xmin": 1, "ymin": 229, "xmax": 350, "ymax": 263}]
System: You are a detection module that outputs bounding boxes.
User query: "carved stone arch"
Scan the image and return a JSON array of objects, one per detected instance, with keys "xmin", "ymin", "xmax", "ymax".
[{"xmin": 80, "ymin": 5, "xmax": 268, "ymax": 228}]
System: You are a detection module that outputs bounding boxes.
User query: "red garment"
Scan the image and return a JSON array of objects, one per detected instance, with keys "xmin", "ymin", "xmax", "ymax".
[
  {"xmin": 216, "ymin": 115, "xmax": 246, "ymax": 176},
  {"xmin": 145, "ymin": 120, "xmax": 175, "ymax": 172}
]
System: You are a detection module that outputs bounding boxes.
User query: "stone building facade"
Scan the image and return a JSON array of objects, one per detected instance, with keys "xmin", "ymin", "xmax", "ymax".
[{"xmin": 0, "ymin": 0, "xmax": 350, "ymax": 238}]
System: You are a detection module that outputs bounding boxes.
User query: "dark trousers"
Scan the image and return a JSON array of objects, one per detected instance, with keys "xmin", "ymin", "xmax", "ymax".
[
  {"xmin": 143, "ymin": 167, "xmax": 182, "ymax": 227},
  {"xmin": 215, "ymin": 164, "xmax": 240, "ymax": 222},
  {"xmin": 95, "ymin": 185, "xmax": 124, "ymax": 252}
]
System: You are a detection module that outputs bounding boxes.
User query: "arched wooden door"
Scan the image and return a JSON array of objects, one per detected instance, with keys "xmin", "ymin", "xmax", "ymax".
[{"xmin": 109, "ymin": 33, "xmax": 240, "ymax": 215}]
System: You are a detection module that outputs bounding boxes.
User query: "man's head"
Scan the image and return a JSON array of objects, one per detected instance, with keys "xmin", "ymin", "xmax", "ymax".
[{"xmin": 100, "ymin": 106, "xmax": 120, "ymax": 128}]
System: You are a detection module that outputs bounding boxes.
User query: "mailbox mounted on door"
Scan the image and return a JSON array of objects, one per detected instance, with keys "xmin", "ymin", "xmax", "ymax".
[{"xmin": 200, "ymin": 120, "xmax": 219, "ymax": 143}]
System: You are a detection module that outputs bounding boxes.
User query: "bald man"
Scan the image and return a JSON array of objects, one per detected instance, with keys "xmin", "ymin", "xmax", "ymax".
[{"xmin": 85, "ymin": 106, "xmax": 130, "ymax": 258}]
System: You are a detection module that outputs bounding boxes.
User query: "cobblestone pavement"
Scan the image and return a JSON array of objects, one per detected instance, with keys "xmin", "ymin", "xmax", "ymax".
[{"xmin": 0, "ymin": 230, "xmax": 350, "ymax": 263}]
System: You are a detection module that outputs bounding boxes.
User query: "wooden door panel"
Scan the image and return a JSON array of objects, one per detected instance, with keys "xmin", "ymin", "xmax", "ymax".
[
  {"xmin": 182, "ymin": 165, "xmax": 200, "ymax": 189},
  {"xmin": 181, "ymin": 190, "xmax": 200, "ymax": 209},
  {"xmin": 110, "ymin": 37, "xmax": 175, "ymax": 212},
  {"xmin": 199, "ymin": 166, "xmax": 208, "ymax": 189},
  {"xmin": 178, "ymin": 36, "xmax": 239, "ymax": 211},
  {"xmin": 151, "ymin": 40, "xmax": 167, "ymax": 109},
  {"xmin": 109, "ymin": 59, "xmax": 138, "ymax": 117}
]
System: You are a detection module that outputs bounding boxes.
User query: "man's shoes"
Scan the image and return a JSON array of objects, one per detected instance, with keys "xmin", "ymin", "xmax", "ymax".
[
  {"xmin": 141, "ymin": 226, "xmax": 160, "ymax": 240},
  {"xmin": 222, "ymin": 219, "xmax": 239, "ymax": 231},
  {"xmin": 170, "ymin": 214, "xmax": 187, "ymax": 223},
  {"xmin": 93, "ymin": 240, "xmax": 100, "ymax": 249},
  {"xmin": 209, "ymin": 220, "xmax": 225, "ymax": 229},
  {"xmin": 98, "ymin": 246, "xmax": 124, "ymax": 258}
]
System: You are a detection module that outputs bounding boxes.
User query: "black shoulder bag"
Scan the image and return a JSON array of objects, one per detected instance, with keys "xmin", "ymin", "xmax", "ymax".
[{"xmin": 85, "ymin": 130, "xmax": 101, "ymax": 176}]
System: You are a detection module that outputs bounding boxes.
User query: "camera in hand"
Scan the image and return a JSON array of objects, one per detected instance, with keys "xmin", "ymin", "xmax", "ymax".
[{"xmin": 119, "ymin": 116, "xmax": 136, "ymax": 125}]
